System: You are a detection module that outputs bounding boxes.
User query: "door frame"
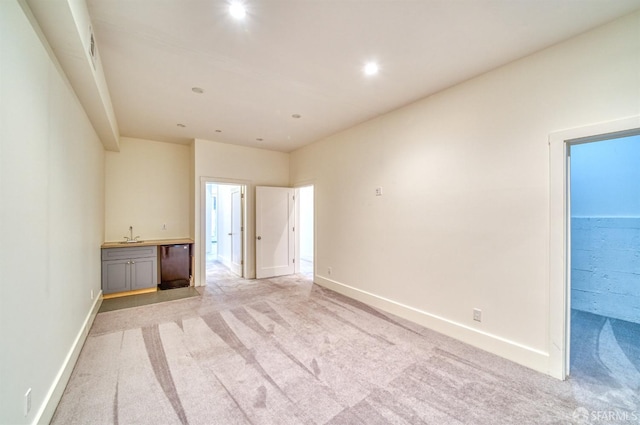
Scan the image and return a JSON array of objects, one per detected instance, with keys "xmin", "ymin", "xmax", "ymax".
[
  {"xmin": 548, "ymin": 115, "xmax": 640, "ymax": 379},
  {"xmin": 294, "ymin": 184, "xmax": 315, "ymax": 275},
  {"xmin": 200, "ymin": 177, "xmax": 249, "ymax": 283}
]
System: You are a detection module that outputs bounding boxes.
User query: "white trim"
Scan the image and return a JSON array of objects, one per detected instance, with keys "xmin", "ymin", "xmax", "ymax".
[
  {"xmin": 315, "ymin": 275, "xmax": 549, "ymax": 374},
  {"xmin": 34, "ymin": 292, "xmax": 103, "ymax": 425},
  {"xmin": 548, "ymin": 115, "xmax": 640, "ymax": 380}
]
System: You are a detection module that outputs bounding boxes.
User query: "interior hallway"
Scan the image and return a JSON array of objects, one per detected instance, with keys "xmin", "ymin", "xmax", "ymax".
[{"xmin": 51, "ymin": 268, "xmax": 637, "ymax": 424}]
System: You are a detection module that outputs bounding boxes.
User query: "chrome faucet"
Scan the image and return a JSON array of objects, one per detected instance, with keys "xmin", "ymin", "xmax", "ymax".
[{"xmin": 123, "ymin": 226, "xmax": 140, "ymax": 242}]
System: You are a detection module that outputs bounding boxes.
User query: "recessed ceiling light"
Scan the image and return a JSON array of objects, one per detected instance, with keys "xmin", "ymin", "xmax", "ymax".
[
  {"xmin": 292, "ymin": 114, "xmax": 301, "ymax": 119},
  {"xmin": 229, "ymin": 2, "xmax": 246, "ymax": 19},
  {"xmin": 177, "ymin": 123, "xmax": 186, "ymax": 128},
  {"xmin": 364, "ymin": 62, "xmax": 379, "ymax": 76},
  {"xmin": 192, "ymin": 87, "xmax": 204, "ymax": 94}
]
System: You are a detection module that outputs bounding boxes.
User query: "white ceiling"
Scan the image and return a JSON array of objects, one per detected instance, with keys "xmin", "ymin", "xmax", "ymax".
[{"xmin": 86, "ymin": 0, "xmax": 640, "ymax": 152}]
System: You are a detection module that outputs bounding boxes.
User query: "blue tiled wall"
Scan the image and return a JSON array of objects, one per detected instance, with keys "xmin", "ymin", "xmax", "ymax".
[{"xmin": 571, "ymin": 217, "xmax": 640, "ymax": 324}]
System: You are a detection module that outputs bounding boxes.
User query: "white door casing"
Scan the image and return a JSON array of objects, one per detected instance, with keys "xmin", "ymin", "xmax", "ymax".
[
  {"xmin": 548, "ymin": 115, "xmax": 640, "ymax": 380},
  {"xmin": 200, "ymin": 178, "xmax": 248, "ymax": 285},
  {"xmin": 256, "ymin": 186, "xmax": 295, "ymax": 279}
]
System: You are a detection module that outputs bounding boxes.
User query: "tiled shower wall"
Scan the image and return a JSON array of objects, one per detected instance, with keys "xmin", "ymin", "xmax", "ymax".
[{"xmin": 571, "ymin": 217, "xmax": 640, "ymax": 324}]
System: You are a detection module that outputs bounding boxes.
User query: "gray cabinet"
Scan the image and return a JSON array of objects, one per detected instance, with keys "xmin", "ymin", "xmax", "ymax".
[{"xmin": 101, "ymin": 246, "xmax": 157, "ymax": 294}]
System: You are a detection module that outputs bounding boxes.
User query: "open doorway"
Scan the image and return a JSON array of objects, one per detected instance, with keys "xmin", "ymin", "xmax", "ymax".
[
  {"xmin": 549, "ymin": 117, "xmax": 640, "ymax": 380},
  {"xmin": 205, "ymin": 182, "xmax": 245, "ymax": 278},
  {"xmin": 254, "ymin": 185, "xmax": 314, "ymax": 279},
  {"xmin": 568, "ymin": 135, "xmax": 640, "ymax": 387},
  {"xmin": 296, "ymin": 185, "xmax": 314, "ymax": 277}
]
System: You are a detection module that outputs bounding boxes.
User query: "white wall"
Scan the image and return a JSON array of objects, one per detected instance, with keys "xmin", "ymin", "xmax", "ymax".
[
  {"xmin": 0, "ymin": 1, "xmax": 105, "ymax": 423},
  {"xmin": 105, "ymin": 137, "xmax": 190, "ymax": 242},
  {"xmin": 290, "ymin": 11, "xmax": 640, "ymax": 375},
  {"xmin": 194, "ymin": 139, "xmax": 290, "ymax": 283}
]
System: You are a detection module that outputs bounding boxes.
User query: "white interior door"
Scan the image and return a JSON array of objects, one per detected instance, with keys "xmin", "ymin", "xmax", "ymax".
[
  {"xmin": 230, "ymin": 189, "xmax": 243, "ymax": 276},
  {"xmin": 256, "ymin": 186, "xmax": 295, "ymax": 279},
  {"xmin": 217, "ymin": 185, "xmax": 232, "ymax": 265}
]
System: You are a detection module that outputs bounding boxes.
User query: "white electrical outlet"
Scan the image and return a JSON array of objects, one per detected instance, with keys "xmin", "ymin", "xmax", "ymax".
[
  {"xmin": 473, "ymin": 308, "xmax": 482, "ymax": 322},
  {"xmin": 327, "ymin": 267, "xmax": 332, "ymax": 275},
  {"xmin": 24, "ymin": 388, "xmax": 31, "ymax": 416},
  {"xmin": 375, "ymin": 187, "xmax": 383, "ymax": 196}
]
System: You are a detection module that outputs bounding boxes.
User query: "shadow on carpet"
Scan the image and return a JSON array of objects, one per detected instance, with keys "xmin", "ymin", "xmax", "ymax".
[{"xmin": 99, "ymin": 287, "xmax": 200, "ymax": 313}]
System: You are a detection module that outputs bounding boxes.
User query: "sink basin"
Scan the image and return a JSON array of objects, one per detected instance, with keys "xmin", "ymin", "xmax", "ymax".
[{"xmin": 119, "ymin": 240, "xmax": 144, "ymax": 244}]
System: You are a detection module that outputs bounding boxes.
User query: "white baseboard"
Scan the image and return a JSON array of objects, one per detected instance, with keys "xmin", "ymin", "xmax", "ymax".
[
  {"xmin": 33, "ymin": 291, "xmax": 103, "ymax": 425},
  {"xmin": 314, "ymin": 275, "xmax": 550, "ymax": 376}
]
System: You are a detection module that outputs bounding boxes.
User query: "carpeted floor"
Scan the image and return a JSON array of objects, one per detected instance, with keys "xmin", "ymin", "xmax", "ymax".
[
  {"xmin": 569, "ymin": 309, "xmax": 640, "ymax": 420},
  {"xmin": 51, "ymin": 264, "xmax": 639, "ymax": 424}
]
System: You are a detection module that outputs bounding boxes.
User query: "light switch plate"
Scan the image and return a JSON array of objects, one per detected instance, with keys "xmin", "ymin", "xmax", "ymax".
[{"xmin": 473, "ymin": 308, "xmax": 482, "ymax": 322}]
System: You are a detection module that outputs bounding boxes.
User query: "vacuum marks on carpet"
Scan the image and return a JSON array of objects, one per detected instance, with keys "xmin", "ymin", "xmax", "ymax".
[{"xmin": 52, "ymin": 287, "xmax": 624, "ymax": 424}]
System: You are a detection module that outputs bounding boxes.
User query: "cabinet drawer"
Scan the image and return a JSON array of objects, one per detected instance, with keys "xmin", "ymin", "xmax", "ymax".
[{"xmin": 101, "ymin": 246, "xmax": 157, "ymax": 261}]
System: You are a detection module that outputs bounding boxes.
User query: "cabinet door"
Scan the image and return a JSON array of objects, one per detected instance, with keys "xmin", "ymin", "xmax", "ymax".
[
  {"xmin": 131, "ymin": 257, "xmax": 157, "ymax": 290},
  {"xmin": 102, "ymin": 260, "xmax": 129, "ymax": 294}
]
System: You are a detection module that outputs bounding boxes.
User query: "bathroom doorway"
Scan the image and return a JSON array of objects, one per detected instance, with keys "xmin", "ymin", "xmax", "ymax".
[{"xmin": 205, "ymin": 182, "xmax": 246, "ymax": 277}]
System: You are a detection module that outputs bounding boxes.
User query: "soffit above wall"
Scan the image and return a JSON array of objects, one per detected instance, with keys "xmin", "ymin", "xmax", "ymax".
[{"xmin": 26, "ymin": 0, "xmax": 120, "ymax": 151}]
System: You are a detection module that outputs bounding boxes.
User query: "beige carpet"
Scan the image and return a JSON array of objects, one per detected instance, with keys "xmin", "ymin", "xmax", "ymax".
[{"xmin": 51, "ymin": 263, "xmax": 638, "ymax": 424}]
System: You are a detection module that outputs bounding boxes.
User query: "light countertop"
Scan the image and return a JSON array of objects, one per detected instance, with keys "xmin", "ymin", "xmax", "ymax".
[{"xmin": 101, "ymin": 238, "xmax": 194, "ymax": 249}]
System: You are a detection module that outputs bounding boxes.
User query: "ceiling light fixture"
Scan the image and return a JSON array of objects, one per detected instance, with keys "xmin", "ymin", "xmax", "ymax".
[
  {"xmin": 229, "ymin": 2, "xmax": 246, "ymax": 19},
  {"xmin": 364, "ymin": 62, "xmax": 379, "ymax": 76},
  {"xmin": 192, "ymin": 87, "xmax": 204, "ymax": 94}
]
